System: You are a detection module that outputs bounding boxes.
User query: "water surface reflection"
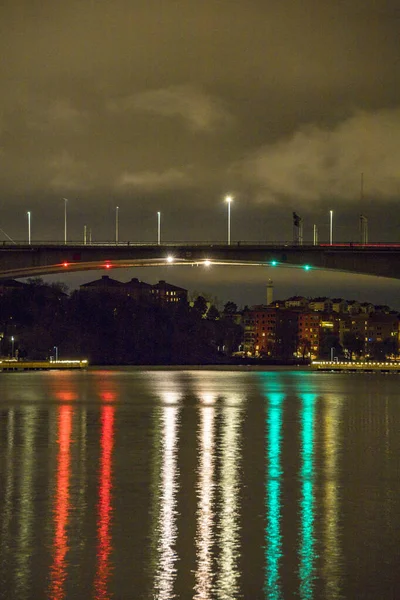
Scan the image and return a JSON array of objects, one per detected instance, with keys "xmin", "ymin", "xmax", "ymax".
[{"xmin": 0, "ymin": 369, "xmax": 399, "ymax": 599}]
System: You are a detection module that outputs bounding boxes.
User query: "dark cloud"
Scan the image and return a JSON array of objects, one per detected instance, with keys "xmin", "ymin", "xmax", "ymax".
[{"xmin": 1, "ymin": 0, "xmax": 400, "ymax": 304}]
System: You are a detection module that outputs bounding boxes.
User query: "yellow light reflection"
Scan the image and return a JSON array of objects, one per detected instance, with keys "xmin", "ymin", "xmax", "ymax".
[
  {"xmin": 15, "ymin": 407, "xmax": 37, "ymax": 599},
  {"xmin": 323, "ymin": 396, "xmax": 343, "ymax": 599},
  {"xmin": 0, "ymin": 410, "xmax": 15, "ymax": 582}
]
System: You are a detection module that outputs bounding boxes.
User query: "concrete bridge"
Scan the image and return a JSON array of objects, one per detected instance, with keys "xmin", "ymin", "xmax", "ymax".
[{"xmin": 1, "ymin": 241, "xmax": 400, "ymax": 279}]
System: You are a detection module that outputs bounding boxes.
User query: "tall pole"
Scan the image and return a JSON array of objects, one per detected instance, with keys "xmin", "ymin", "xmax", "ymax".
[
  {"xmin": 11, "ymin": 336, "xmax": 14, "ymax": 358},
  {"xmin": 225, "ymin": 195, "xmax": 233, "ymax": 245},
  {"xmin": 84, "ymin": 225, "xmax": 87, "ymax": 245},
  {"xmin": 116, "ymin": 206, "xmax": 119, "ymax": 244},
  {"xmin": 313, "ymin": 224, "xmax": 318, "ymax": 246},
  {"xmin": 157, "ymin": 211, "xmax": 161, "ymax": 245},
  {"xmin": 329, "ymin": 210, "xmax": 333, "ymax": 245},
  {"xmin": 63, "ymin": 198, "xmax": 68, "ymax": 245},
  {"xmin": 27, "ymin": 211, "xmax": 31, "ymax": 245}
]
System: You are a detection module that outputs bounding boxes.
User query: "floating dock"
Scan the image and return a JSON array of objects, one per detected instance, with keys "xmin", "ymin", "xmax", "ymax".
[
  {"xmin": 311, "ymin": 360, "xmax": 400, "ymax": 373},
  {"xmin": 0, "ymin": 359, "xmax": 88, "ymax": 372}
]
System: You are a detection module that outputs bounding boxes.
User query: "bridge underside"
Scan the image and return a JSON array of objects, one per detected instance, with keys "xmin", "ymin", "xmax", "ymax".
[{"xmin": 0, "ymin": 244, "xmax": 400, "ymax": 280}]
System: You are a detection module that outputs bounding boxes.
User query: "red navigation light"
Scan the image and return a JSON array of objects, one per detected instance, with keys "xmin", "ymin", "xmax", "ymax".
[
  {"xmin": 105, "ymin": 263, "xmax": 111, "ymax": 269},
  {"xmin": 63, "ymin": 262, "xmax": 69, "ymax": 267}
]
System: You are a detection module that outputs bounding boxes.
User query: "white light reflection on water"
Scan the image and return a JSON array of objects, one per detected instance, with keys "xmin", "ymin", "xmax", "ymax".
[
  {"xmin": 216, "ymin": 393, "xmax": 244, "ymax": 600},
  {"xmin": 299, "ymin": 392, "xmax": 316, "ymax": 600},
  {"xmin": 194, "ymin": 392, "xmax": 216, "ymax": 600},
  {"xmin": 153, "ymin": 387, "xmax": 181, "ymax": 600}
]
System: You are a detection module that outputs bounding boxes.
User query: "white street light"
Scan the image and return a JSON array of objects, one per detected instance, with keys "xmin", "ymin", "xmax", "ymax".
[
  {"xmin": 11, "ymin": 336, "xmax": 14, "ymax": 358},
  {"xmin": 116, "ymin": 206, "xmax": 119, "ymax": 244},
  {"xmin": 157, "ymin": 211, "xmax": 161, "ymax": 245},
  {"xmin": 225, "ymin": 195, "xmax": 233, "ymax": 245},
  {"xmin": 329, "ymin": 209, "xmax": 333, "ymax": 245},
  {"xmin": 27, "ymin": 211, "xmax": 31, "ymax": 245},
  {"xmin": 63, "ymin": 198, "xmax": 68, "ymax": 245}
]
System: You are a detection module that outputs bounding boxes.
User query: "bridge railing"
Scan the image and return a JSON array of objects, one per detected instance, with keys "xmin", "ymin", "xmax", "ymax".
[{"xmin": 2, "ymin": 240, "xmax": 400, "ymax": 248}]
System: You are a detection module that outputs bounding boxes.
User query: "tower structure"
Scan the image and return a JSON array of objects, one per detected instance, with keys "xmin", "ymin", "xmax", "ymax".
[{"xmin": 267, "ymin": 279, "xmax": 274, "ymax": 306}]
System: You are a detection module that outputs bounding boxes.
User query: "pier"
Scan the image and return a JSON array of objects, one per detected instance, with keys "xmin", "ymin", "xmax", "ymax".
[
  {"xmin": 0, "ymin": 359, "xmax": 88, "ymax": 372},
  {"xmin": 311, "ymin": 360, "xmax": 400, "ymax": 373}
]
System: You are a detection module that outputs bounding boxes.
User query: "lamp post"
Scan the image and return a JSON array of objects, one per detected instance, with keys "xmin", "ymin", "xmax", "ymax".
[
  {"xmin": 11, "ymin": 336, "xmax": 14, "ymax": 358},
  {"xmin": 27, "ymin": 211, "xmax": 31, "ymax": 245},
  {"xmin": 63, "ymin": 198, "xmax": 68, "ymax": 245},
  {"xmin": 115, "ymin": 206, "xmax": 119, "ymax": 244},
  {"xmin": 157, "ymin": 211, "xmax": 161, "ymax": 245},
  {"xmin": 225, "ymin": 195, "xmax": 233, "ymax": 245},
  {"xmin": 329, "ymin": 210, "xmax": 333, "ymax": 245}
]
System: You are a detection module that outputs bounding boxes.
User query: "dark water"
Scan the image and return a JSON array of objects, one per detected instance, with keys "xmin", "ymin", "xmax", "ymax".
[{"xmin": 0, "ymin": 367, "xmax": 400, "ymax": 600}]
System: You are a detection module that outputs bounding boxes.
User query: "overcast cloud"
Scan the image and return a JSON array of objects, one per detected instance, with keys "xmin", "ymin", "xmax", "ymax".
[{"xmin": 1, "ymin": 0, "xmax": 400, "ymax": 303}]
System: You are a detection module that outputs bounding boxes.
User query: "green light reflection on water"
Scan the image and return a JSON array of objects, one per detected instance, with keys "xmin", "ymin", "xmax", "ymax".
[
  {"xmin": 261, "ymin": 372, "xmax": 284, "ymax": 600},
  {"xmin": 299, "ymin": 392, "xmax": 316, "ymax": 600}
]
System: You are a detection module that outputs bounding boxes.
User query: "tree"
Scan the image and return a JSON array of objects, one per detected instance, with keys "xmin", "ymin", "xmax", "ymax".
[
  {"xmin": 192, "ymin": 295, "xmax": 208, "ymax": 317},
  {"xmin": 342, "ymin": 332, "xmax": 364, "ymax": 359},
  {"xmin": 223, "ymin": 301, "xmax": 237, "ymax": 317},
  {"xmin": 207, "ymin": 305, "xmax": 220, "ymax": 320}
]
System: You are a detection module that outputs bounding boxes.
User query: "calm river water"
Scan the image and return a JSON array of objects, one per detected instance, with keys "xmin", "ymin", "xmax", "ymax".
[{"xmin": 0, "ymin": 367, "xmax": 399, "ymax": 599}]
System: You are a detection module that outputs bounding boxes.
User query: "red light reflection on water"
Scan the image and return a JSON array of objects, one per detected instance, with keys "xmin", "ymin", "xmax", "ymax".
[
  {"xmin": 94, "ymin": 404, "xmax": 115, "ymax": 599},
  {"xmin": 48, "ymin": 405, "xmax": 73, "ymax": 600}
]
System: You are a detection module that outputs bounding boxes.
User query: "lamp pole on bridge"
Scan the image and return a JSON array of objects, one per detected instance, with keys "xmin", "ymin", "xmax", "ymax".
[
  {"xmin": 157, "ymin": 211, "xmax": 161, "ymax": 245},
  {"xmin": 116, "ymin": 206, "xmax": 119, "ymax": 244},
  {"xmin": 225, "ymin": 195, "xmax": 233, "ymax": 245},
  {"xmin": 27, "ymin": 211, "xmax": 31, "ymax": 245},
  {"xmin": 329, "ymin": 209, "xmax": 333, "ymax": 245},
  {"xmin": 63, "ymin": 198, "xmax": 68, "ymax": 245}
]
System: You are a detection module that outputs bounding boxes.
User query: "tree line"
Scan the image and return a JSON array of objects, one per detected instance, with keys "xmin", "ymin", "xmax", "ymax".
[{"xmin": 0, "ymin": 279, "xmax": 243, "ymax": 364}]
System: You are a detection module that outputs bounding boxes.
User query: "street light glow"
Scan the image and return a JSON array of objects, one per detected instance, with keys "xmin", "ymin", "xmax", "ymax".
[
  {"xmin": 167, "ymin": 255, "xmax": 174, "ymax": 263},
  {"xmin": 204, "ymin": 260, "xmax": 211, "ymax": 267},
  {"xmin": 225, "ymin": 195, "xmax": 233, "ymax": 245}
]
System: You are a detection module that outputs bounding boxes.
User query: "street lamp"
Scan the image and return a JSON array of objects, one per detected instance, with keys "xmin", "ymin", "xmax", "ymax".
[
  {"xmin": 116, "ymin": 206, "xmax": 119, "ymax": 244},
  {"xmin": 225, "ymin": 195, "xmax": 233, "ymax": 245},
  {"xmin": 63, "ymin": 198, "xmax": 68, "ymax": 245},
  {"xmin": 329, "ymin": 209, "xmax": 333, "ymax": 245},
  {"xmin": 157, "ymin": 211, "xmax": 161, "ymax": 245},
  {"xmin": 27, "ymin": 211, "xmax": 31, "ymax": 245},
  {"xmin": 11, "ymin": 336, "xmax": 14, "ymax": 358}
]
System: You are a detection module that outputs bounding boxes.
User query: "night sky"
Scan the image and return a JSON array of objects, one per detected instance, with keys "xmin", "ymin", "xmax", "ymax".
[{"xmin": 1, "ymin": 0, "xmax": 400, "ymax": 307}]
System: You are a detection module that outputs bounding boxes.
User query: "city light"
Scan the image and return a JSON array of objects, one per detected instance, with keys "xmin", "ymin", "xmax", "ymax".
[
  {"xmin": 63, "ymin": 262, "xmax": 69, "ymax": 267},
  {"xmin": 271, "ymin": 260, "xmax": 278, "ymax": 267},
  {"xmin": 203, "ymin": 260, "xmax": 211, "ymax": 267},
  {"xmin": 303, "ymin": 265, "xmax": 311, "ymax": 271},
  {"xmin": 105, "ymin": 263, "xmax": 111, "ymax": 269},
  {"xmin": 166, "ymin": 256, "xmax": 174, "ymax": 263}
]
